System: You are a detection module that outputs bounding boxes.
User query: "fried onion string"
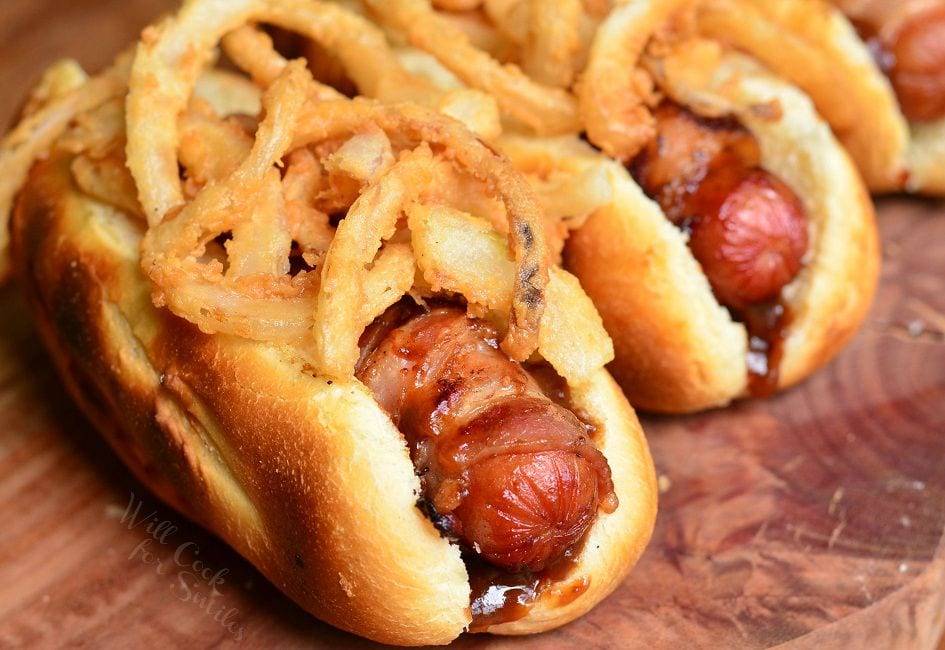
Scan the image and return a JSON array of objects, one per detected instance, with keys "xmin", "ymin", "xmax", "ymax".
[{"xmin": 122, "ymin": 0, "xmax": 550, "ymax": 377}]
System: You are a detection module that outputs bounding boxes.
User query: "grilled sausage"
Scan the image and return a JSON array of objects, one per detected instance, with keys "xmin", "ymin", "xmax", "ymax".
[
  {"xmin": 356, "ymin": 303, "xmax": 617, "ymax": 572},
  {"xmin": 631, "ymin": 103, "xmax": 808, "ymax": 309}
]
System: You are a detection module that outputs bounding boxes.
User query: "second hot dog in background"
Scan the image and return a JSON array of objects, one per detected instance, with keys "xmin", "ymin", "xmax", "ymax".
[
  {"xmin": 569, "ymin": 5, "xmax": 880, "ymax": 412},
  {"xmin": 832, "ymin": 0, "xmax": 945, "ymax": 124},
  {"xmin": 629, "ymin": 103, "xmax": 809, "ymax": 314},
  {"xmin": 695, "ymin": 0, "xmax": 945, "ymax": 195}
]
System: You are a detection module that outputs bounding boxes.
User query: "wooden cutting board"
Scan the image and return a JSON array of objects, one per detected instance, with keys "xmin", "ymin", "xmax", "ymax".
[{"xmin": 2, "ymin": 1, "xmax": 944, "ymax": 648}]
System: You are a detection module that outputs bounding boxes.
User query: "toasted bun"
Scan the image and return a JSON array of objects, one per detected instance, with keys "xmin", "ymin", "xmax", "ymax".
[
  {"xmin": 11, "ymin": 151, "xmax": 657, "ymax": 645},
  {"xmin": 696, "ymin": 0, "xmax": 945, "ymax": 195},
  {"xmin": 561, "ymin": 46, "xmax": 879, "ymax": 412}
]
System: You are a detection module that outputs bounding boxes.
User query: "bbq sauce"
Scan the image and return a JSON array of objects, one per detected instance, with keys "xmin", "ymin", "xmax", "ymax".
[
  {"xmin": 740, "ymin": 299, "xmax": 793, "ymax": 398},
  {"xmin": 467, "ymin": 560, "xmax": 540, "ymax": 630},
  {"xmin": 525, "ymin": 361, "xmax": 599, "ymax": 439},
  {"xmin": 466, "ymin": 541, "xmax": 590, "ymax": 630}
]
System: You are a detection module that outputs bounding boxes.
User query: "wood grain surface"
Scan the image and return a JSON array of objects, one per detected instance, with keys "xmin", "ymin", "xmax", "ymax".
[{"xmin": 2, "ymin": 1, "xmax": 945, "ymax": 648}]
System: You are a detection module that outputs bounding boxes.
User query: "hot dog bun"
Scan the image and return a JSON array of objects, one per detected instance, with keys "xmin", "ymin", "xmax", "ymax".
[
  {"xmin": 559, "ymin": 45, "xmax": 879, "ymax": 412},
  {"xmin": 695, "ymin": 0, "xmax": 945, "ymax": 195},
  {"xmin": 12, "ymin": 147, "xmax": 657, "ymax": 644}
]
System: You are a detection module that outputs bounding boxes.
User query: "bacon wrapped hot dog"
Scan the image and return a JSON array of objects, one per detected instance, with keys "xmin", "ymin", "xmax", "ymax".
[
  {"xmin": 2, "ymin": 0, "xmax": 657, "ymax": 644},
  {"xmin": 568, "ymin": 10, "xmax": 879, "ymax": 411}
]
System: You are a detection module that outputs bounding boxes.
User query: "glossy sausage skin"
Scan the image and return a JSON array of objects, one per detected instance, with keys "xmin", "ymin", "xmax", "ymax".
[
  {"xmin": 355, "ymin": 303, "xmax": 617, "ymax": 573},
  {"xmin": 883, "ymin": 4, "xmax": 945, "ymax": 122},
  {"xmin": 630, "ymin": 103, "xmax": 808, "ymax": 310},
  {"xmin": 685, "ymin": 164, "xmax": 808, "ymax": 309},
  {"xmin": 845, "ymin": 1, "xmax": 945, "ymax": 122}
]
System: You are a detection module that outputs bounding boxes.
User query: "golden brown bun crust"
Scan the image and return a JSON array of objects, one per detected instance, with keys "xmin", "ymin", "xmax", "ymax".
[
  {"xmin": 566, "ymin": 48, "xmax": 880, "ymax": 413},
  {"xmin": 12, "ymin": 153, "xmax": 656, "ymax": 644}
]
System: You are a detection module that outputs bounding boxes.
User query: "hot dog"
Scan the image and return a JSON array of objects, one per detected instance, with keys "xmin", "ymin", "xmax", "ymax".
[
  {"xmin": 12, "ymin": 149, "xmax": 656, "ymax": 643},
  {"xmin": 1, "ymin": 0, "xmax": 658, "ymax": 644},
  {"xmin": 695, "ymin": 0, "xmax": 945, "ymax": 194},
  {"xmin": 565, "ymin": 27, "xmax": 879, "ymax": 411}
]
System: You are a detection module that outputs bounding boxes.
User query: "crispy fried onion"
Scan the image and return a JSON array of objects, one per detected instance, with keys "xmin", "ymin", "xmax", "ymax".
[
  {"xmin": 521, "ymin": 0, "xmax": 584, "ymax": 88},
  {"xmin": 221, "ymin": 24, "xmax": 501, "ymax": 141},
  {"xmin": 287, "ymin": 98, "xmax": 548, "ymax": 372},
  {"xmin": 126, "ymin": 0, "xmax": 511, "ymax": 225},
  {"xmin": 396, "ymin": 0, "xmax": 685, "ymax": 159},
  {"xmin": 128, "ymin": 0, "xmax": 550, "ymax": 379},
  {"xmin": 496, "ymin": 132, "xmax": 615, "ymax": 262},
  {"xmin": 0, "ymin": 60, "xmax": 126, "ymax": 281},
  {"xmin": 140, "ymin": 64, "xmax": 315, "ymax": 348},
  {"xmin": 127, "ymin": 0, "xmax": 448, "ymax": 225},
  {"xmin": 577, "ymin": 0, "xmax": 690, "ymax": 161},
  {"xmin": 364, "ymin": 0, "xmax": 581, "ymax": 134}
]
